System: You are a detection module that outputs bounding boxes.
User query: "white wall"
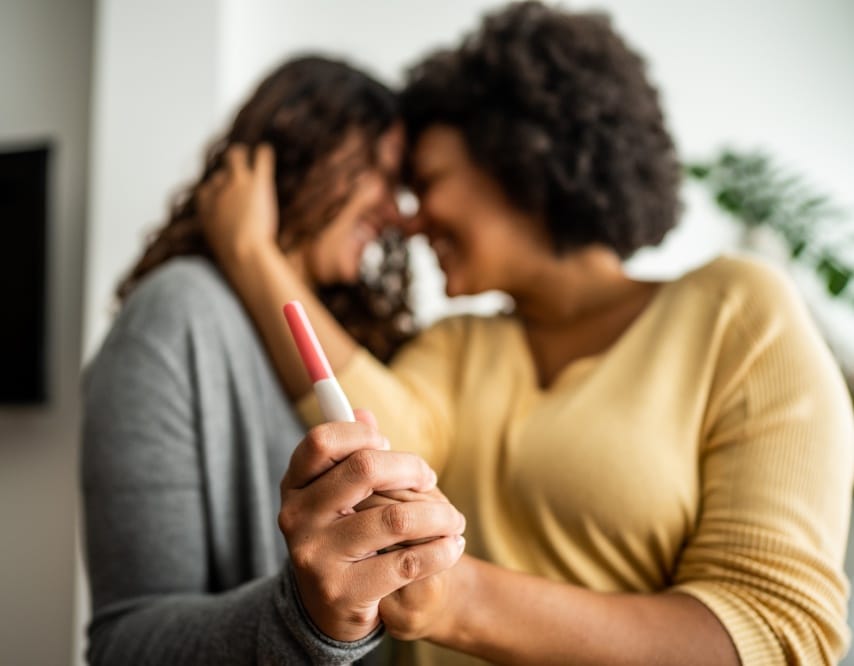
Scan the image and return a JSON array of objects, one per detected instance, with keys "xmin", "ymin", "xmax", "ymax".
[
  {"xmin": 212, "ymin": 0, "xmax": 854, "ymax": 330},
  {"xmin": 0, "ymin": 1, "xmax": 844, "ymax": 664},
  {"xmin": 82, "ymin": 0, "xmax": 854, "ymax": 350},
  {"xmin": 82, "ymin": 0, "xmax": 221, "ymax": 359},
  {"xmin": 0, "ymin": 1, "xmax": 93, "ymax": 665}
]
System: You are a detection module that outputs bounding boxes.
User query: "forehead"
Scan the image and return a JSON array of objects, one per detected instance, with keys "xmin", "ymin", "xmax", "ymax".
[
  {"xmin": 324, "ymin": 124, "xmax": 403, "ymax": 173},
  {"xmin": 411, "ymin": 125, "xmax": 469, "ymax": 173}
]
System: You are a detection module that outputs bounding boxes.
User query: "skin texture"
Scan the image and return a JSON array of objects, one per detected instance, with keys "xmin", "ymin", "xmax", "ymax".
[
  {"xmin": 199, "ymin": 141, "xmax": 739, "ymax": 664},
  {"xmin": 200, "ymin": 140, "xmax": 467, "ymax": 644},
  {"xmin": 201, "ymin": 124, "xmax": 404, "ymax": 290},
  {"xmin": 297, "ymin": 124, "xmax": 405, "ymax": 286},
  {"xmin": 277, "ymin": 410, "xmax": 465, "ymax": 642}
]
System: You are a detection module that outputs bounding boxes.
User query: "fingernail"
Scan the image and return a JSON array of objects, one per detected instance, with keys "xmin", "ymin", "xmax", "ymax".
[
  {"xmin": 382, "ymin": 437, "xmax": 391, "ymax": 450},
  {"xmin": 454, "ymin": 535, "xmax": 466, "ymax": 552},
  {"xmin": 429, "ymin": 469, "xmax": 438, "ymax": 487}
]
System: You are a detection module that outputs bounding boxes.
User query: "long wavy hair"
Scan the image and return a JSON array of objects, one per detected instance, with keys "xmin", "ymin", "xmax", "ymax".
[{"xmin": 117, "ymin": 56, "xmax": 414, "ymax": 361}]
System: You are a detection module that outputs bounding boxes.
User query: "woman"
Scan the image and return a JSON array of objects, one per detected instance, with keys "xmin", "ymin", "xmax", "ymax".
[
  {"xmin": 81, "ymin": 56, "xmax": 466, "ymax": 665},
  {"xmin": 201, "ymin": 4, "xmax": 854, "ymax": 665}
]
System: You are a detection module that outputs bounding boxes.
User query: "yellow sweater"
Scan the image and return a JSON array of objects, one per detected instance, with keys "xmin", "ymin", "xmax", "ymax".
[{"xmin": 298, "ymin": 256, "xmax": 854, "ymax": 665}]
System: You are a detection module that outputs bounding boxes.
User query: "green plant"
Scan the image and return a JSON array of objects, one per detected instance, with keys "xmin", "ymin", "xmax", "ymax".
[{"xmin": 686, "ymin": 150, "xmax": 854, "ymax": 303}]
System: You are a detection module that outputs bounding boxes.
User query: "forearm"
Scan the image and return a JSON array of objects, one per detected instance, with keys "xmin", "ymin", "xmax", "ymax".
[
  {"xmin": 218, "ymin": 243, "xmax": 358, "ymax": 399},
  {"xmin": 436, "ymin": 556, "xmax": 739, "ymax": 666},
  {"xmin": 88, "ymin": 568, "xmax": 381, "ymax": 666}
]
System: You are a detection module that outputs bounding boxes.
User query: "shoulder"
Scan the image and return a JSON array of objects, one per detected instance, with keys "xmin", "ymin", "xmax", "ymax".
[
  {"xmin": 113, "ymin": 256, "xmax": 250, "ymax": 342},
  {"xmin": 90, "ymin": 257, "xmax": 253, "ymax": 376},
  {"xmin": 415, "ymin": 312, "xmax": 515, "ymax": 348},
  {"xmin": 660, "ymin": 254, "xmax": 847, "ymax": 403},
  {"xmin": 671, "ymin": 254, "xmax": 810, "ymax": 335},
  {"xmin": 680, "ymin": 255, "xmax": 850, "ymax": 415},
  {"xmin": 680, "ymin": 254, "xmax": 797, "ymax": 301},
  {"xmin": 119, "ymin": 257, "xmax": 239, "ymax": 331},
  {"xmin": 391, "ymin": 314, "xmax": 517, "ymax": 375}
]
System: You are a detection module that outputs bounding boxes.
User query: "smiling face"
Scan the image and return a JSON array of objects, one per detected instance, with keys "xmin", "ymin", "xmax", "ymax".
[
  {"xmin": 408, "ymin": 125, "xmax": 553, "ymax": 297},
  {"xmin": 304, "ymin": 123, "xmax": 405, "ymax": 286}
]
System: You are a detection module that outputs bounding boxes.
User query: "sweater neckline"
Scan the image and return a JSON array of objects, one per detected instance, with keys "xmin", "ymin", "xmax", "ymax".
[{"xmin": 506, "ymin": 277, "xmax": 676, "ymax": 393}]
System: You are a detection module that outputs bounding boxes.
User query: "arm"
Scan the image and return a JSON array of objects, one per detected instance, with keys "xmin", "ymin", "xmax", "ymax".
[
  {"xmin": 199, "ymin": 145, "xmax": 459, "ymax": 468},
  {"xmin": 198, "ymin": 144, "xmax": 358, "ymax": 400},
  {"xmin": 82, "ymin": 331, "xmax": 369, "ymax": 665},
  {"xmin": 278, "ymin": 413, "xmax": 465, "ymax": 642},
  {"xmin": 379, "ymin": 267, "xmax": 853, "ymax": 665},
  {"xmin": 82, "ymin": 327, "xmax": 463, "ymax": 664},
  {"xmin": 383, "ymin": 555, "xmax": 737, "ymax": 666}
]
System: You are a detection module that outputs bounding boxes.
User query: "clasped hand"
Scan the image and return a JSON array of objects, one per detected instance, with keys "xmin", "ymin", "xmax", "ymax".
[{"xmin": 278, "ymin": 409, "xmax": 466, "ymax": 643}]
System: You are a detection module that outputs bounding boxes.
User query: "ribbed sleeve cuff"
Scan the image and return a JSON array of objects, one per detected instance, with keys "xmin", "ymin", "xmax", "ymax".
[
  {"xmin": 671, "ymin": 583, "xmax": 784, "ymax": 665},
  {"xmin": 275, "ymin": 561, "xmax": 383, "ymax": 665}
]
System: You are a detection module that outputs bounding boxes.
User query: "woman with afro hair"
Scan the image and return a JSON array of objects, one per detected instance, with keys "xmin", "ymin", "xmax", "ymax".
[{"xmin": 201, "ymin": 3, "xmax": 853, "ymax": 664}]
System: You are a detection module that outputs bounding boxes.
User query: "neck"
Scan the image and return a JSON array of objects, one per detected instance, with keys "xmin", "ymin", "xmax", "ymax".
[
  {"xmin": 509, "ymin": 246, "xmax": 660, "ymax": 388},
  {"xmin": 511, "ymin": 245, "xmax": 638, "ymax": 328}
]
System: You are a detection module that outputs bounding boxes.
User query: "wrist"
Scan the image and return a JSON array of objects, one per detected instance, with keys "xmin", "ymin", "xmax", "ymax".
[
  {"xmin": 292, "ymin": 565, "xmax": 379, "ymax": 643},
  {"xmin": 215, "ymin": 237, "xmax": 288, "ymax": 289},
  {"xmin": 431, "ymin": 554, "xmax": 478, "ymax": 647},
  {"xmin": 222, "ymin": 232, "xmax": 279, "ymax": 267}
]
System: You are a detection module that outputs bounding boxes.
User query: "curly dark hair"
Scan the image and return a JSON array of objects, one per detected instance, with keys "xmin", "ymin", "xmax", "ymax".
[
  {"xmin": 400, "ymin": 1, "xmax": 681, "ymax": 258},
  {"xmin": 117, "ymin": 56, "xmax": 414, "ymax": 361}
]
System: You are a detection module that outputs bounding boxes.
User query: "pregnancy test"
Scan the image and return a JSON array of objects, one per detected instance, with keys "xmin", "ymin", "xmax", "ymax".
[{"xmin": 283, "ymin": 300, "xmax": 356, "ymax": 423}]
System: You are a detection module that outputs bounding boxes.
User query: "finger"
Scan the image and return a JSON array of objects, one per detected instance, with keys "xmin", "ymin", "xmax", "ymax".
[
  {"xmin": 354, "ymin": 488, "xmax": 427, "ymax": 512},
  {"xmin": 253, "ymin": 143, "xmax": 275, "ymax": 180},
  {"xmin": 353, "ymin": 485, "xmax": 449, "ymax": 515},
  {"xmin": 224, "ymin": 144, "xmax": 250, "ymax": 179},
  {"xmin": 342, "ymin": 535, "xmax": 465, "ymax": 602},
  {"xmin": 329, "ymin": 500, "xmax": 465, "ymax": 557},
  {"xmin": 282, "ymin": 422, "xmax": 389, "ymax": 491},
  {"xmin": 354, "ymin": 408, "xmax": 378, "ymax": 429},
  {"xmin": 209, "ymin": 170, "xmax": 227, "ymax": 190},
  {"xmin": 297, "ymin": 449, "xmax": 438, "ymax": 516}
]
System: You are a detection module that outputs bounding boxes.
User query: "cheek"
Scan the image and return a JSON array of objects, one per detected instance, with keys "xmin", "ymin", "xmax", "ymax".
[
  {"xmin": 350, "ymin": 174, "xmax": 384, "ymax": 212},
  {"xmin": 422, "ymin": 178, "xmax": 466, "ymax": 221}
]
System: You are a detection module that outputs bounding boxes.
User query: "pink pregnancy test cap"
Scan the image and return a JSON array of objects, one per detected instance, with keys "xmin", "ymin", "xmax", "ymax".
[{"xmin": 283, "ymin": 301, "xmax": 333, "ymax": 383}]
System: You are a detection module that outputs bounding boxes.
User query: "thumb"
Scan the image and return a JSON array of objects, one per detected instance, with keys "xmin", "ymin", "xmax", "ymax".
[{"xmin": 354, "ymin": 408, "xmax": 378, "ymax": 430}]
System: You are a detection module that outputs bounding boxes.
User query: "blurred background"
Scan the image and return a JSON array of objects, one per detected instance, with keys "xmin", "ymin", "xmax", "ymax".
[{"xmin": 1, "ymin": 1, "xmax": 852, "ymax": 664}]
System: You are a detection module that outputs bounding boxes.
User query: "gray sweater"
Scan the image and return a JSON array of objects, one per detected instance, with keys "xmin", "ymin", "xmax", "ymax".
[{"xmin": 81, "ymin": 257, "xmax": 382, "ymax": 665}]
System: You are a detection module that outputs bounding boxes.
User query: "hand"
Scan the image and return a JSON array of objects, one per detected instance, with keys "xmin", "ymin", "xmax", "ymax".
[
  {"xmin": 379, "ymin": 552, "xmax": 468, "ymax": 643},
  {"xmin": 355, "ymin": 486, "xmax": 454, "ymax": 551},
  {"xmin": 197, "ymin": 143, "xmax": 279, "ymax": 265},
  {"xmin": 279, "ymin": 410, "xmax": 467, "ymax": 642}
]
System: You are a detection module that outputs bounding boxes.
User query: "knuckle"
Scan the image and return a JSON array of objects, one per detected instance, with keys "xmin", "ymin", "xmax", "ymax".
[
  {"xmin": 381, "ymin": 502, "xmax": 412, "ymax": 537},
  {"xmin": 277, "ymin": 501, "xmax": 300, "ymax": 535},
  {"xmin": 288, "ymin": 543, "xmax": 315, "ymax": 573},
  {"xmin": 317, "ymin": 580, "xmax": 341, "ymax": 608},
  {"xmin": 346, "ymin": 449, "xmax": 377, "ymax": 482},
  {"xmin": 305, "ymin": 425, "xmax": 336, "ymax": 459},
  {"xmin": 397, "ymin": 549, "xmax": 421, "ymax": 581},
  {"xmin": 344, "ymin": 606, "xmax": 374, "ymax": 628}
]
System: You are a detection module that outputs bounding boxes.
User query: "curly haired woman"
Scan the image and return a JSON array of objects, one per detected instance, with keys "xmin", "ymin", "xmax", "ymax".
[
  {"xmin": 202, "ymin": 3, "xmax": 854, "ymax": 665},
  {"xmin": 81, "ymin": 56, "xmax": 467, "ymax": 665}
]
